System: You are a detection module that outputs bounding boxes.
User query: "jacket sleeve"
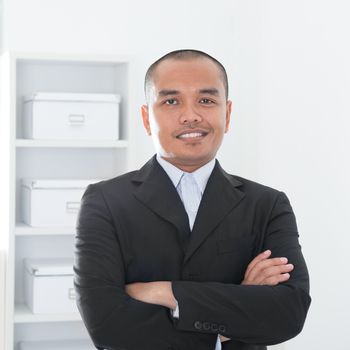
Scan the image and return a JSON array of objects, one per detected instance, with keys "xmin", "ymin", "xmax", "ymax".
[
  {"xmin": 171, "ymin": 191, "xmax": 311, "ymax": 346},
  {"xmin": 74, "ymin": 184, "xmax": 217, "ymax": 350}
]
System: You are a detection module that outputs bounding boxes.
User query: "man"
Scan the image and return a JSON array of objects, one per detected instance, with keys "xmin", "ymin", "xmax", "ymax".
[{"xmin": 74, "ymin": 49, "xmax": 311, "ymax": 350}]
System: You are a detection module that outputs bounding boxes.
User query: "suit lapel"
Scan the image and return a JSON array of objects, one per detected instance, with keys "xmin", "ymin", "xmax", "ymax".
[
  {"xmin": 184, "ymin": 161, "xmax": 245, "ymax": 264},
  {"xmin": 132, "ymin": 156, "xmax": 190, "ymax": 247}
]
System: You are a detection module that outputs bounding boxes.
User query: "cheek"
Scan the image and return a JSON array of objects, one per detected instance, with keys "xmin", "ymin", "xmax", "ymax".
[
  {"xmin": 149, "ymin": 117, "xmax": 159, "ymax": 133},
  {"xmin": 155, "ymin": 125, "xmax": 174, "ymax": 145},
  {"xmin": 211, "ymin": 118, "xmax": 228, "ymax": 134},
  {"xmin": 152, "ymin": 114, "xmax": 177, "ymax": 135}
]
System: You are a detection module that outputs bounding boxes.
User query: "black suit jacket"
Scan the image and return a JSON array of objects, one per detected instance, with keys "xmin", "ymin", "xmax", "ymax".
[{"xmin": 74, "ymin": 156, "xmax": 311, "ymax": 350}]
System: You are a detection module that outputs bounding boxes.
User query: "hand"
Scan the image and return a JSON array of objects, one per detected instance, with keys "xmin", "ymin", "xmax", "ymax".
[
  {"xmin": 125, "ymin": 281, "xmax": 177, "ymax": 310},
  {"xmin": 220, "ymin": 251, "xmax": 294, "ymax": 343},
  {"xmin": 219, "ymin": 335, "xmax": 231, "ymax": 342},
  {"xmin": 241, "ymin": 250, "xmax": 294, "ymax": 286}
]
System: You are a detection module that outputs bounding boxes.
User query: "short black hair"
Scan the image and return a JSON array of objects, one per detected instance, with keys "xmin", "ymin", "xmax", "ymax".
[{"xmin": 144, "ymin": 49, "xmax": 229, "ymax": 103}]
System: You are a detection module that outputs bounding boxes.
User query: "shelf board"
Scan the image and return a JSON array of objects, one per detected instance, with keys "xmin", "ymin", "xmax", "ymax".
[
  {"xmin": 15, "ymin": 139, "xmax": 128, "ymax": 149},
  {"xmin": 15, "ymin": 304, "xmax": 82, "ymax": 323},
  {"xmin": 12, "ymin": 51, "xmax": 130, "ymax": 63},
  {"xmin": 15, "ymin": 223, "xmax": 75, "ymax": 236}
]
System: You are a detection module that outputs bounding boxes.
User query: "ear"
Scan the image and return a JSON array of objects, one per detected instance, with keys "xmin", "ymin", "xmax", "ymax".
[
  {"xmin": 141, "ymin": 105, "xmax": 152, "ymax": 135},
  {"xmin": 224, "ymin": 100, "xmax": 232, "ymax": 133}
]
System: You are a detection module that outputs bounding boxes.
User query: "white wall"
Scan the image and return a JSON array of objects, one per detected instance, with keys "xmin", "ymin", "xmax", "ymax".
[
  {"xmin": 0, "ymin": 251, "xmax": 5, "ymax": 350},
  {"xmin": 2, "ymin": 0, "xmax": 349, "ymax": 349},
  {"xmin": 256, "ymin": 1, "xmax": 350, "ymax": 349},
  {"xmin": 0, "ymin": 2, "xmax": 3, "ymax": 53}
]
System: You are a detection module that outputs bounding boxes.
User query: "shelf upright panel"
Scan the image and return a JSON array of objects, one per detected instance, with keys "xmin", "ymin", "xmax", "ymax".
[{"xmin": 0, "ymin": 51, "xmax": 18, "ymax": 350}]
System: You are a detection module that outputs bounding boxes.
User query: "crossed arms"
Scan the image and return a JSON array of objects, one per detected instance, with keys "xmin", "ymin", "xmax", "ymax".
[
  {"xmin": 74, "ymin": 184, "xmax": 311, "ymax": 349},
  {"xmin": 125, "ymin": 249, "xmax": 295, "ymax": 343}
]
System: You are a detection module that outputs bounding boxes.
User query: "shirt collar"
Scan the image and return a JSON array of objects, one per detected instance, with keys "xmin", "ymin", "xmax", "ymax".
[{"xmin": 156, "ymin": 154, "xmax": 216, "ymax": 194}]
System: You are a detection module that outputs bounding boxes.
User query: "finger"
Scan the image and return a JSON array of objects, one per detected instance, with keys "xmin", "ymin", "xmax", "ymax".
[
  {"xmin": 253, "ymin": 264, "xmax": 294, "ymax": 285},
  {"xmin": 125, "ymin": 283, "xmax": 137, "ymax": 295},
  {"xmin": 261, "ymin": 273, "xmax": 291, "ymax": 286},
  {"xmin": 245, "ymin": 250, "xmax": 271, "ymax": 277},
  {"xmin": 245, "ymin": 257, "xmax": 289, "ymax": 282},
  {"xmin": 219, "ymin": 335, "xmax": 231, "ymax": 342}
]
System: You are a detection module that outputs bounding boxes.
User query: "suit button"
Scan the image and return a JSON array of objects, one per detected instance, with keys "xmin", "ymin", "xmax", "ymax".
[
  {"xmin": 203, "ymin": 322, "xmax": 210, "ymax": 331},
  {"xmin": 211, "ymin": 323, "xmax": 219, "ymax": 332},
  {"xmin": 194, "ymin": 321, "xmax": 202, "ymax": 330},
  {"xmin": 219, "ymin": 324, "xmax": 226, "ymax": 333}
]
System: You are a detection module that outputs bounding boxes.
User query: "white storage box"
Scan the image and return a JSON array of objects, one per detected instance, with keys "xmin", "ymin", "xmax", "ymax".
[
  {"xmin": 23, "ymin": 92, "xmax": 121, "ymax": 140},
  {"xmin": 21, "ymin": 179, "xmax": 99, "ymax": 227},
  {"xmin": 19, "ymin": 339, "xmax": 95, "ymax": 350},
  {"xmin": 24, "ymin": 258, "xmax": 78, "ymax": 314}
]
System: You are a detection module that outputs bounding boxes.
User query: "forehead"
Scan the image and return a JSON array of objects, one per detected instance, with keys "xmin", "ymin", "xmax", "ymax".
[{"xmin": 151, "ymin": 58, "xmax": 225, "ymax": 94}]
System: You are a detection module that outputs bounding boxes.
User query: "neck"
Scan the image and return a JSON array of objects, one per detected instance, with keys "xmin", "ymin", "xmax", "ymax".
[{"xmin": 160, "ymin": 156, "xmax": 214, "ymax": 173}]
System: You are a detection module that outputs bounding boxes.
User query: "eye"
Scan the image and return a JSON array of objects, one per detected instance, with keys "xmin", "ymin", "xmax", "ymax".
[
  {"xmin": 199, "ymin": 98, "xmax": 214, "ymax": 104},
  {"xmin": 165, "ymin": 99, "xmax": 178, "ymax": 105}
]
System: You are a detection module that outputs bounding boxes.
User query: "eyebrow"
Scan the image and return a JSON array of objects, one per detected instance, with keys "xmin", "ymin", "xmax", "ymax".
[
  {"xmin": 158, "ymin": 89, "xmax": 180, "ymax": 97},
  {"xmin": 158, "ymin": 88, "xmax": 220, "ymax": 97},
  {"xmin": 198, "ymin": 88, "xmax": 220, "ymax": 95}
]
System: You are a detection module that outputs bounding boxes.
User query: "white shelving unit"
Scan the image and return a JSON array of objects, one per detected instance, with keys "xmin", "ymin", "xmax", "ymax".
[
  {"xmin": 14, "ymin": 304, "xmax": 82, "ymax": 324},
  {"xmin": 15, "ymin": 223, "xmax": 75, "ymax": 237},
  {"xmin": 15, "ymin": 139, "xmax": 128, "ymax": 148},
  {"xmin": 1, "ymin": 52, "xmax": 131, "ymax": 350}
]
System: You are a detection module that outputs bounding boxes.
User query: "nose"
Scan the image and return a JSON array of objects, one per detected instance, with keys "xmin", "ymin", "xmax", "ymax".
[{"xmin": 179, "ymin": 103, "xmax": 203, "ymax": 125}]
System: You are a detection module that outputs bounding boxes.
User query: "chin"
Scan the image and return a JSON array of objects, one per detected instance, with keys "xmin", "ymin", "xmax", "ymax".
[{"xmin": 178, "ymin": 154, "xmax": 213, "ymax": 165}]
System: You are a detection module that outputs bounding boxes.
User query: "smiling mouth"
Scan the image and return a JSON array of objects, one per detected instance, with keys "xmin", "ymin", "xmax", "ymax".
[{"xmin": 176, "ymin": 131, "xmax": 209, "ymax": 139}]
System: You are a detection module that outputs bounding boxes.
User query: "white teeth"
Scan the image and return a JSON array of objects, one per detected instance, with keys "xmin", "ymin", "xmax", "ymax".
[{"xmin": 179, "ymin": 132, "xmax": 204, "ymax": 139}]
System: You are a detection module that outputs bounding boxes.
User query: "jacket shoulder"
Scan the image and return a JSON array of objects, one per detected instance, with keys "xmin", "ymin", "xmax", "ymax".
[
  {"xmin": 234, "ymin": 174, "xmax": 280, "ymax": 192},
  {"xmin": 226, "ymin": 174, "xmax": 294, "ymax": 215},
  {"xmin": 89, "ymin": 170, "xmax": 137, "ymax": 193},
  {"xmin": 226, "ymin": 172, "xmax": 286, "ymax": 202}
]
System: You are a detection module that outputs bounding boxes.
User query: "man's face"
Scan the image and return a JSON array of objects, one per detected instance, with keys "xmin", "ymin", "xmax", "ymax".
[{"xmin": 142, "ymin": 57, "xmax": 232, "ymax": 172}]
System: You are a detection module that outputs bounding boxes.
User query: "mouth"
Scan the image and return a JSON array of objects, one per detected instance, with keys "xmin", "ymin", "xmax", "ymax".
[{"xmin": 176, "ymin": 129, "xmax": 209, "ymax": 140}]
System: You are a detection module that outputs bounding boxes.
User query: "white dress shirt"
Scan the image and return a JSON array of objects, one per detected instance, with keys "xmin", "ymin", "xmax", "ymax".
[{"xmin": 156, "ymin": 155, "xmax": 222, "ymax": 350}]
